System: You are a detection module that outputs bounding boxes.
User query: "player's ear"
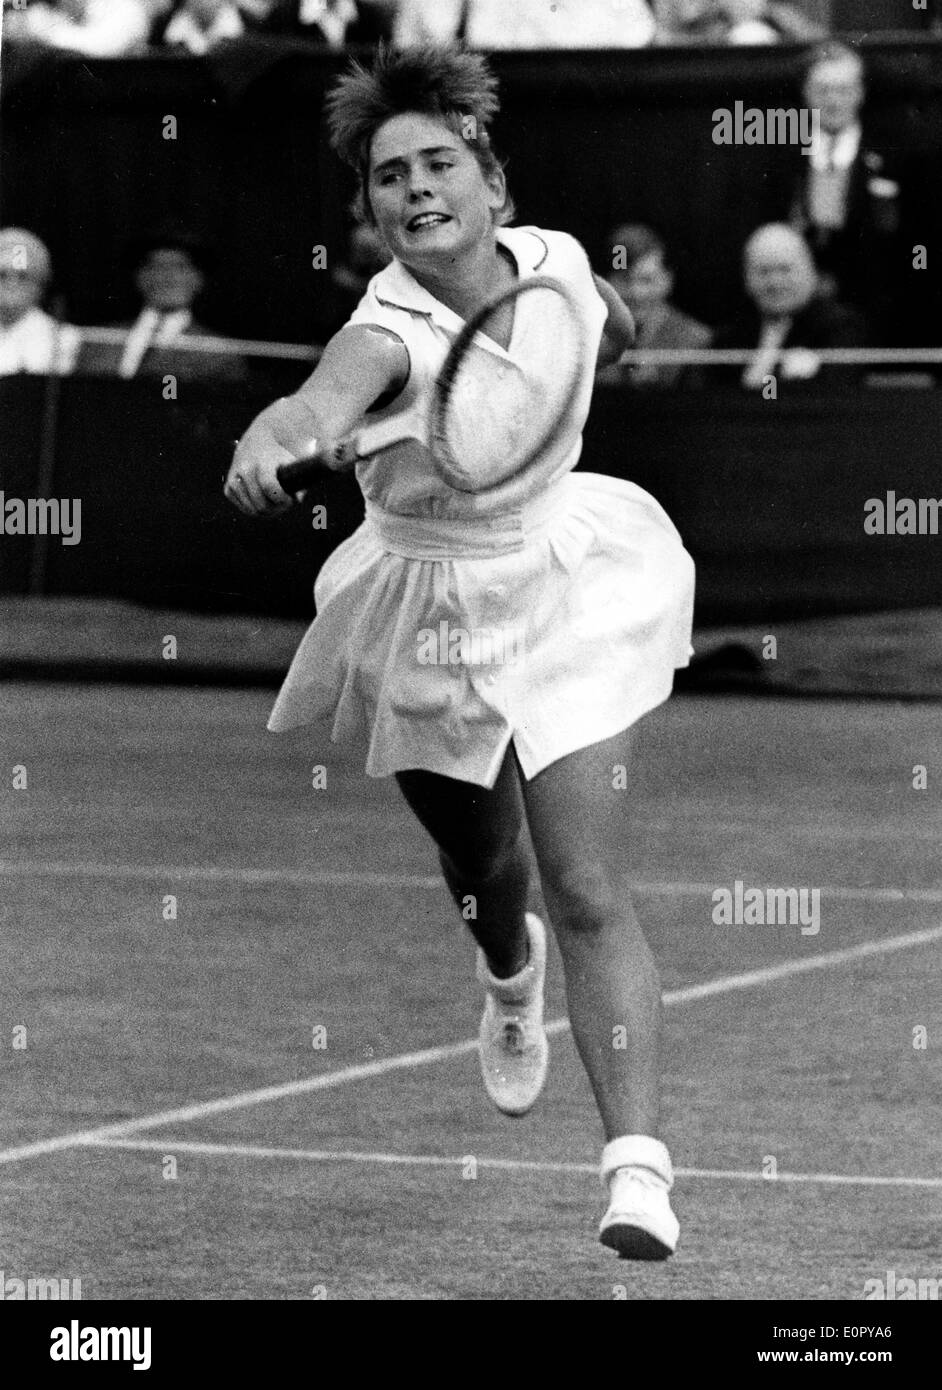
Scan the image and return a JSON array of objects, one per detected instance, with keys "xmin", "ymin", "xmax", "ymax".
[{"xmin": 484, "ymin": 165, "xmax": 507, "ymax": 218}]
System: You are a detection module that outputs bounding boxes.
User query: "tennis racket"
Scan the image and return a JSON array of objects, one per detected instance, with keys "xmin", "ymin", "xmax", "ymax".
[{"xmin": 276, "ymin": 273, "xmax": 587, "ymax": 496}]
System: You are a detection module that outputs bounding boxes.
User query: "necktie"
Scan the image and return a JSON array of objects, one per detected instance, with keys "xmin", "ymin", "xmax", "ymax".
[{"xmin": 119, "ymin": 311, "xmax": 164, "ymax": 379}]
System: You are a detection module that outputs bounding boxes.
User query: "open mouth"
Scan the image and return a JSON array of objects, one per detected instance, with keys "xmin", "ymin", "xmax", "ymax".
[{"xmin": 406, "ymin": 213, "xmax": 452, "ymax": 232}]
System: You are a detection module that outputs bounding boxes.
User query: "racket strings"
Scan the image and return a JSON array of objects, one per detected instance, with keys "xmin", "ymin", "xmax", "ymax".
[{"xmin": 433, "ymin": 279, "xmax": 585, "ymax": 493}]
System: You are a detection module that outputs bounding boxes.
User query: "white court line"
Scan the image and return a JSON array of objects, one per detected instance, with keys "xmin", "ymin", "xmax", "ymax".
[
  {"xmin": 0, "ymin": 859, "xmax": 440, "ymax": 890},
  {"xmin": 2, "ymin": 858, "xmax": 942, "ymax": 904},
  {"xmin": 84, "ymin": 1139, "xmax": 942, "ymax": 1190},
  {"xmin": 1, "ymin": 923, "xmax": 940, "ymax": 1169}
]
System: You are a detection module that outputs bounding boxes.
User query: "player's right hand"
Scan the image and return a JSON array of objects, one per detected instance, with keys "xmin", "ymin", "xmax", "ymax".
[{"xmin": 224, "ymin": 425, "xmax": 295, "ymax": 518}]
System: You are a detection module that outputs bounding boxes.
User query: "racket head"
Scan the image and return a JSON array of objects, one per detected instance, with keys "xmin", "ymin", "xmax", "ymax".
[{"xmin": 428, "ymin": 273, "xmax": 588, "ymax": 494}]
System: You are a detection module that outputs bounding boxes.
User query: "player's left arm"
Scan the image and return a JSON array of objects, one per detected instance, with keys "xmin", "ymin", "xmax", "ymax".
[{"xmin": 593, "ymin": 274, "xmax": 636, "ymax": 368}]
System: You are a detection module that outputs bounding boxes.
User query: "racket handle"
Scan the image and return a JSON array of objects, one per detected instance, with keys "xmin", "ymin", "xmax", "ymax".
[{"xmin": 276, "ymin": 437, "xmax": 359, "ymax": 495}]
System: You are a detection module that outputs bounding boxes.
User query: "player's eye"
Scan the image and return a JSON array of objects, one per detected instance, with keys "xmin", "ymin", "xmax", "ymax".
[{"xmin": 431, "ymin": 161, "xmax": 454, "ymax": 172}]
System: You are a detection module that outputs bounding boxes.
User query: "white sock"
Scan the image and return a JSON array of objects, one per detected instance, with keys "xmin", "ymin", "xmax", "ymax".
[{"xmin": 600, "ymin": 1134, "xmax": 673, "ymax": 1190}]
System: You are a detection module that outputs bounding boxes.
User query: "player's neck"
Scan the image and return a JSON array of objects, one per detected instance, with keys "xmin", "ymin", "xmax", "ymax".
[{"xmin": 407, "ymin": 237, "xmax": 515, "ymax": 322}]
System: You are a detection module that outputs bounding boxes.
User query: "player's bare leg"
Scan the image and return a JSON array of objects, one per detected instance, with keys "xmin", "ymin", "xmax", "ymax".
[
  {"xmin": 518, "ymin": 728, "xmax": 678, "ymax": 1258},
  {"xmin": 396, "ymin": 753, "xmax": 530, "ymax": 976},
  {"xmin": 396, "ymin": 754, "xmax": 550, "ymax": 1114}
]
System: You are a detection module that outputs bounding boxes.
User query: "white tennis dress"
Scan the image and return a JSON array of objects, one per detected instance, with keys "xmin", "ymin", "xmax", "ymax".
[{"xmin": 268, "ymin": 225, "xmax": 695, "ymax": 787}]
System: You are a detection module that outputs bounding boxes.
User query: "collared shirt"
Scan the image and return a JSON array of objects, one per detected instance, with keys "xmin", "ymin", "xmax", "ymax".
[
  {"xmin": 298, "ymin": 0, "xmax": 359, "ymax": 46},
  {"xmin": 345, "ymin": 225, "xmax": 608, "ymax": 519},
  {"xmin": 164, "ymin": 4, "xmax": 245, "ymax": 54},
  {"xmin": 742, "ymin": 315, "xmax": 792, "ymax": 390},
  {"xmin": 805, "ymin": 124, "xmax": 861, "ymax": 231},
  {"xmin": 118, "ymin": 308, "xmax": 192, "ymax": 379},
  {"xmin": 0, "ymin": 308, "xmax": 80, "ymax": 376},
  {"xmin": 808, "ymin": 123, "xmax": 862, "ymax": 173}
]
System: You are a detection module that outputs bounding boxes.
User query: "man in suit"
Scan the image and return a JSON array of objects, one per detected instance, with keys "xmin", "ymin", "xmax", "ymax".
[
  {"xmin": 597, "ymin": 224, "xmax": 711, "ymax": 389},
  {"xmin": 75, "ymin": 232, "xmax": 249, "ymax": 383},
  {"xmin": 712, "ymin": 223, "xmax": 866, "ymax": 390},
  {"xmin": 0, "ymin": 226, "xmax": 81, "ymax": 376},
  {"xmin": 779, "ymin": 42, "xmax": 914, "ymax": 343}
]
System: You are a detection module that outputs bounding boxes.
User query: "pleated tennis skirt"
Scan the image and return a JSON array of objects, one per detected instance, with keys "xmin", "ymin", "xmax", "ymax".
[{"xmin": 268, "ymin": 471, "xmax": 696, "ymax": 788}]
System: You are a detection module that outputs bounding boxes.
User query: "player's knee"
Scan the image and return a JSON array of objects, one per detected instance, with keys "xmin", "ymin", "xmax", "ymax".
[
  {"xmin": 545, "ymin": 862, "xmax": 616, "ymax": 936},
  {"xmin": 440, "ymin": 836, "xmax": 522, "ymax": 889}
]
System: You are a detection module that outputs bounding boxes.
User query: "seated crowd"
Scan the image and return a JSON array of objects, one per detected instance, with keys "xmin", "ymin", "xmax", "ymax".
[
  {"xmin": 0, "ymin": 40, "xmax": 935, "ymax": 389},
  {"xmin": 1, "ymin": 0, "xmax": 850, "ymax": 56}
]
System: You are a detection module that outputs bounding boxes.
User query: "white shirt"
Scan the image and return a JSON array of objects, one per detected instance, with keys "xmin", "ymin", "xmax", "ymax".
[
  {"xmin": 808, "ymin": 123, "xmax": 862, "ymax": 173},
  {"xmin": 0, "ymin": 308, "xmax": 80, "ymax": 376},
  {"xmin": 164, "ymin": 4, "xmax": 246, "ymax": 54},
  {"xmin": 727, "ymin": 20, "xmax": 780, "ymax": 44},
  {"xmin": 346, "ymin": 226, "xmax": 608, "ymax": 518},
  {"xmin": 395, "ymin": 0, "xmax": 656, "ymax": 49},
  {"xmin": 19, "ymin": 0, "xmax": 150, "ymax": 57},
  {"xmin": 298, "ymin": 0, "xmax": 359, "ymax": 46},
  {"xmin": 742, "ymin": 316, "xmax": 791, "ymax": 390},
  {"xmin": 118, "ymin": 308, "xmax": 192, "ymax": 379}
]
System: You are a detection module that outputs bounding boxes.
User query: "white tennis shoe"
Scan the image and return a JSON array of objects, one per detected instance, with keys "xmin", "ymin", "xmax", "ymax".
[
  {"xmin": 476, "ymin": 911, "xmax": 549, "ymax": 1117},
  {"xmin": 599, "ymin": 1135, "xmax": 679, "ymax": 1260}
]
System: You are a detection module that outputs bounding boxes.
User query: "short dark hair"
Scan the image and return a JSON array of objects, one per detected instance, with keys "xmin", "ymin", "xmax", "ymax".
[
  {"xmin": 325, "ymin": 43, "xmax": 514, "ymax": 227},
  {"xmin": 130, "ymin": 228, "xmax": 212, "ymax": 275}
]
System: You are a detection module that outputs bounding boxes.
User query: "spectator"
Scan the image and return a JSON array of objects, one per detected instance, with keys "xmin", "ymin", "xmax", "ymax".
[
  {"xmin": 154, "ymin": 0, "xmax": 247, "ymax": 52},
  {"xmin": 3, "ymin": 0, "xmax": 151, "ymax": 56},
  {"xmin": 0, "ymin": 228, "xmax": 80, "ymax": 376},
  {"xmin": 258, "ymin": 0, "xmax": 390, "ymax": 45},
  {"xmin": 597, "ymin": 225, "xmax": 711, "ymax": 389},
  {"xmin": 778, "ymin": 42, "xmax": 912, "ymax": 343},
  {"xmin": 654, "ymin": 0, "xmax": 823, "ymax": 43},
  {"xmin": 712, "ymin": 223, "xmax": 866, "ymax": 390},
  {"xmin": 75, "ymin": 231, "xmax": 249, "ymax": 383},
  {"xmin": 326, "ymin": 222, "xmax": 393, "ymax": 336},
  {"xmin": 395, "ymin": 0, "xmax": 657, "ymax": 49}
]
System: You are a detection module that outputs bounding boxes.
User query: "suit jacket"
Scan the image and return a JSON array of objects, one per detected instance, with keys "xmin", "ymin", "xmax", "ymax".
[
  {"xmin": 778, "ymin": 133, "xmax": 914, "ymax": 340},
  {"xmin": 75, "ymin": 317, "xmax": 250, "ymax": 385},
  {"xmin": 712, "ymin": 296, "xmax": 867, "ymax": 390},
  {"xmin": 597, "ymin": 304, "xmax": 712, "ymax": 390}
]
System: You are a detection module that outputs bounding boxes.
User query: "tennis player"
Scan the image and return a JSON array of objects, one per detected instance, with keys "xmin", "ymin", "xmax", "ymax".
[{"xmin": 225, "ymin": 45, "xmax": 695, "ymax": 1260}]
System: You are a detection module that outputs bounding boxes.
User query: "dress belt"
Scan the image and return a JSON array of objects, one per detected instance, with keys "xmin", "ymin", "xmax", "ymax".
[{"xmin": 364, "ymin": 478, "xmax": 573, "ymax": 560}]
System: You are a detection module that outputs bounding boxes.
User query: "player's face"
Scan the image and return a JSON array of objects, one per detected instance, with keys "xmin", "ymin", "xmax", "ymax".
[
  {"xmin": 804, "ymin": 60, "xmax": 864, "ymax": 135},
  {"xmin": 136, "ymin": 249, "xmax": 204, "ymax": 313},
  {"xmin": 367, "ymin": 113, "xmax": 505, "ymax": 272},
  {"xmin": 745, "ymin": 240, "xmax": 816, "ymax": 317}
]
